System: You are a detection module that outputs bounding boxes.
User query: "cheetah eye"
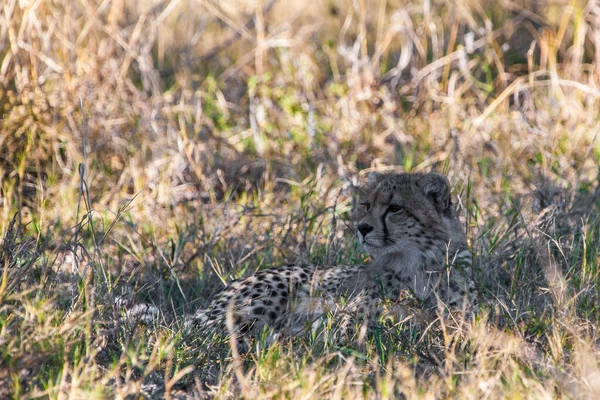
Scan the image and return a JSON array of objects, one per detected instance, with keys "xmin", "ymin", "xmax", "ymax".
[
  {"xmin": 359, "ymin": 202, "xmax": 370, "ymax": 212},
  {"xmin": 387, "ymin": 204, "xmax": 403, "ymax": 213}
]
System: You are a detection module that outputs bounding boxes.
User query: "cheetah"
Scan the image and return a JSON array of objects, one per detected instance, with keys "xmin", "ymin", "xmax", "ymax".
[{"xmin": 189, "ymin": 172, "xmax": 476, "ymax": 336}]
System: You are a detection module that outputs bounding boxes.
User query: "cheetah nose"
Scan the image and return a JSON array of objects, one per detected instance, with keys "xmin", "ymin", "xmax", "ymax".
[{"xmin": 357, "ymin": 223, "xmax": 374, "ymax": 237}]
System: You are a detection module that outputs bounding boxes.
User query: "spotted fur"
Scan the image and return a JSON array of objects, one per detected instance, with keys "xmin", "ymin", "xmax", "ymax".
[{"xmin": 189, "ymin": 172, "xmax": 477, "ymax": 335}]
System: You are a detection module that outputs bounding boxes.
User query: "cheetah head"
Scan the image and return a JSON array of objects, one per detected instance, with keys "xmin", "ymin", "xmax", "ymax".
[{"xmin": 354, "ymin": 172, "xmax": 465, "ymax": 261}]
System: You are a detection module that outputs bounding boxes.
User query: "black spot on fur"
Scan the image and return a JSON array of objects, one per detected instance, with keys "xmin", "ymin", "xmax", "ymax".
[
  {"xmin": 239, "ymin": 323, "xmax": 251, "ymax": 334},
  {"xmin": 253, "ymin": 307, "xmax": 266, "ymax": 315},
  {"xmin": 277, "ymin": 283, "xmax": 286, "ymax": 290},
  {"xmin": 269, "ymin": 311, "xmax": 277, "ymax": 320}
]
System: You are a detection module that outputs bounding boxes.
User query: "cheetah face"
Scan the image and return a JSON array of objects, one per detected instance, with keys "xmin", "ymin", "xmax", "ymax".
[{"xmin": 354, "ymin": 172, "xmax": 453, "ymax": 258}]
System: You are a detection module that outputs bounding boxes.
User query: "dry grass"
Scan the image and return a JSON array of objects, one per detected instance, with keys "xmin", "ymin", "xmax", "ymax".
[{"xmin": 1, "ymin": 0, "xmax": 600, "ymax": 398}]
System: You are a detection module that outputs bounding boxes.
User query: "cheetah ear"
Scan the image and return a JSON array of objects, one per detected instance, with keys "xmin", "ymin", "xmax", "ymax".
[
  {"xmin": 367, "ymin": 171, "xmax": 384, "ymax": 186},
  {"xmin": 422, "ymin": 173, "xmax": 451, "ymax": 212}
]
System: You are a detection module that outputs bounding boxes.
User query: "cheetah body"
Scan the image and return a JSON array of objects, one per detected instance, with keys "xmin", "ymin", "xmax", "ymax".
[{"xmin": 191, "ymin": 172, "xmax": 476, "ymax": 334}]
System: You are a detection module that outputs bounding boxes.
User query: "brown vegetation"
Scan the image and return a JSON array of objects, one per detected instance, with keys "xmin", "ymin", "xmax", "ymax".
[{"xmin": 1, "ymin": 0, "xmax": 599, "ymax": 398}]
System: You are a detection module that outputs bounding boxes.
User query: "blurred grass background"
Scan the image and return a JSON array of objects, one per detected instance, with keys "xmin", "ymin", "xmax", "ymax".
[{"xmin": 1, "ymin": 0, "xmax": 600, "ymax": 398}]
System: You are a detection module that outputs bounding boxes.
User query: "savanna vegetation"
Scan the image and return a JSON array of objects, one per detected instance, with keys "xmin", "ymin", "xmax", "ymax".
[{"xmin": 1, "ymin": 0, "xmax": 599, "ymax": 398}]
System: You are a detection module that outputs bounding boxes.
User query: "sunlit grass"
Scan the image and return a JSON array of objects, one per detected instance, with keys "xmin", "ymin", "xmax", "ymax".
[{"xmin": 1, "ymin": 0, "xmax": 599, "ymax": 398}]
